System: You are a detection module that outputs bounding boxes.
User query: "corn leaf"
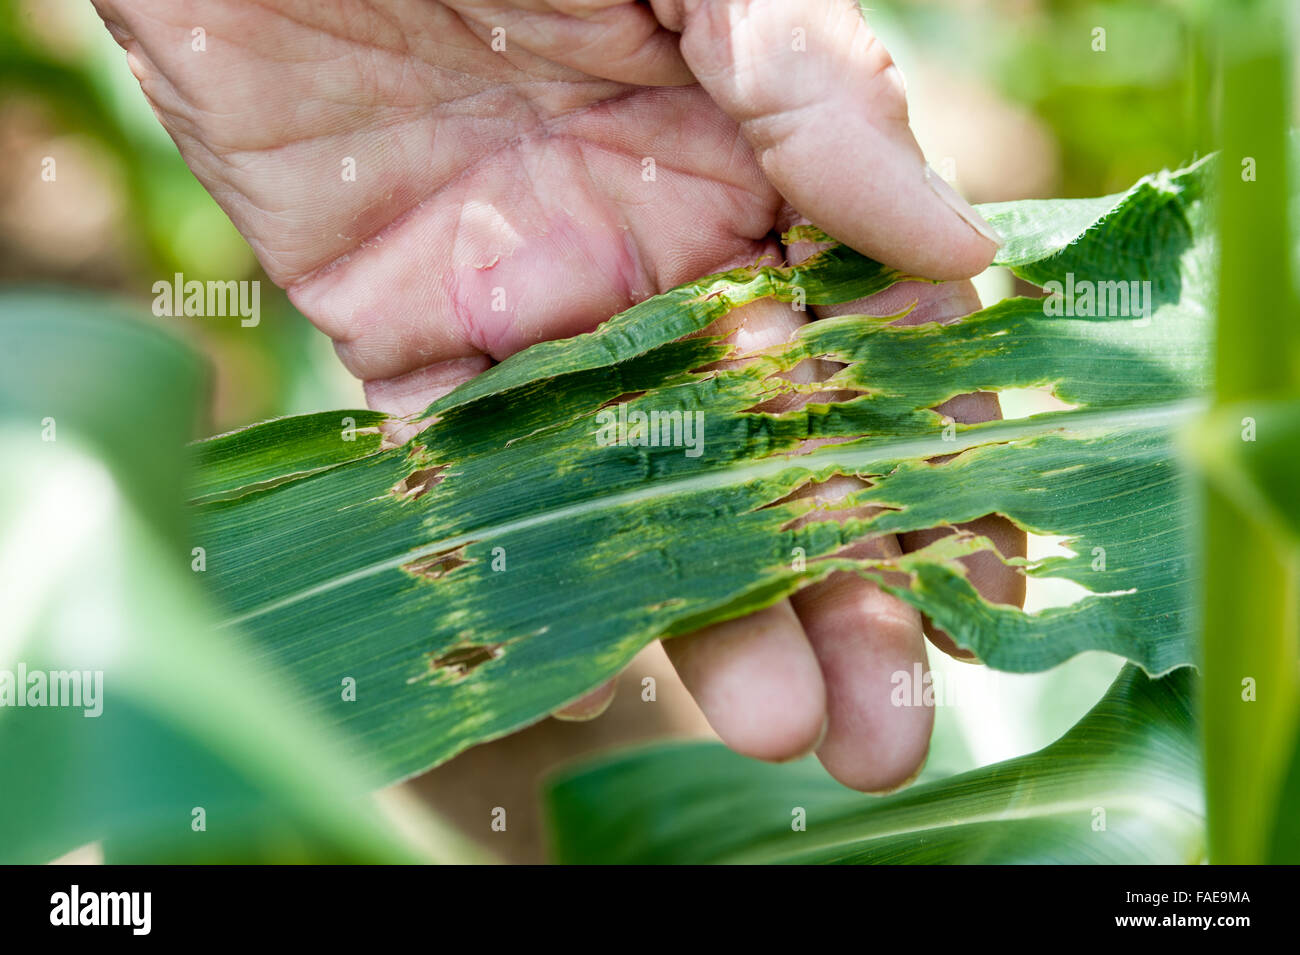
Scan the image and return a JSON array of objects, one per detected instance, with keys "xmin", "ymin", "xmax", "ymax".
[
  {"xmin": 543, "ymin": 666, "xmax": 1203, "ymax": 864},
  {"xmin": 193, "ymin": 157, "xmax": 1218, "ymax": 783}
]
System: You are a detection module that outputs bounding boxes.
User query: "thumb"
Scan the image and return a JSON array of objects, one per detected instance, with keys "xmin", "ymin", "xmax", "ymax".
[{"xmin": 662, "ymin": 0, "xmax": 999, "ymax": 280}]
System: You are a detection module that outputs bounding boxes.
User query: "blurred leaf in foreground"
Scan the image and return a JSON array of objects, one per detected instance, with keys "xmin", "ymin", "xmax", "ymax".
[
  {"xmin": 544, "ymin": 666, "xmax": 1202, "ymax": 865},
  {"xmin": 0, "ymin": 290, "xmax": 481, "ymax": 863}
]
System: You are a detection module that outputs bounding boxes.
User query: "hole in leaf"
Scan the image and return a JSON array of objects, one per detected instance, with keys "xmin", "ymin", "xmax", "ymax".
[
  {"xmin": 403, "ymin": 545, "xmax": 472, "ymax": 580},
  {"xmin": 425, "ymin": 641, "xmax": 505, "ymax": 682},
  {"xmin": 596, "ymin": 391, "xmax": 647, "ymax": 412},
  {"xmin": 995, "ymin": 386, "xmax": 1081, "ymax": 420},
  {"xmin": 746, "ymin": 381, "xmax": 867, "ymax": 415},
  {"xmin": 1022, "ymin": 534, "xmax": 1135, "ymax": 611},
  {"xmin": 391, "ymin": 465, "xmax": 447, "ymax": 502},
  {"xmin": 928, "ymin": 391, "xmax": 1003, "ymax": 425}
]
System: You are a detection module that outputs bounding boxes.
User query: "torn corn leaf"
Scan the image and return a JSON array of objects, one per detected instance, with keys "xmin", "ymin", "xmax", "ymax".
[
  {"xmin": 193, "ymin": 157, "xmax": 1216, "ymax": 783},
  {"xmin": 191, "ymin": 410, "xmax": 389, "ymax": 503}
]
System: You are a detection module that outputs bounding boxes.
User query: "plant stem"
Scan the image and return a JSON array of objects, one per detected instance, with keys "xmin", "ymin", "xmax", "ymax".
[{"xmin": 1202, "ymin": 0, "xmax": 1300, "ymax": 864}]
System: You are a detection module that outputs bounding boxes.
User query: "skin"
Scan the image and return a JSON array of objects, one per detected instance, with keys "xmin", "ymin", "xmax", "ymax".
[{"xmin": 93, "ymin": 0, "xmax": 1025, "ymax": 792}]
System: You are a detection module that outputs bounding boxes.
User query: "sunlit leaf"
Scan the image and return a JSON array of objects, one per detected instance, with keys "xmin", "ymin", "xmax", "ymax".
[{"xmin": 193, "ymin": 158, "xmax": 1218, "ymax": 783}]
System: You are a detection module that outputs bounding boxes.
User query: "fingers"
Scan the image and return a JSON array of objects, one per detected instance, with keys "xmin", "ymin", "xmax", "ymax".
[
  {"xmin": 666, "ymin": 281, "xmax": 933, "ymax": 788},
  {"xmin": 665, "ymin": 0, "xmax": 1000, "ymax": 279},
  {"xmin": 547, "ymin": 277, "xmax": 835, "ymax": 747},
  {"xmin": 792, "ymin": 572, "xmax": 931, "ymax": 792},
  {"xmin": 887, "ymin": 287, "xmax": 1028, "ymax": 662},
  {"xmin": 552, "ymin": 679, "xmax": 618, "ymax": 720},
  {"xmin": 785, "ymin": 478, "xmax": 934, "ymax": 792},
  {"xmin": 783, "ymin": 230, "xmax": 1028, "ymax": 662},
  {"xmin": 662, "ymin": 289, "xmax": 829, "ymax": 761},
  {"xmin": 663, "ymin": 601, "xmax": 827, "ymax": 760},
  {"xmin": 714, "ymin": 229, "xmax": 942, "ymax": 788}
]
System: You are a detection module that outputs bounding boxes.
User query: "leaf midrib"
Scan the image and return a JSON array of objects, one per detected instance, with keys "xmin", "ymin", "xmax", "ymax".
[
  {"xmin": 221, "ymin": 398, "xmax": 1204, "ymax": 628},
  {"xmin": 728, "ymin": 789, "xmax": 1203, "ymax": 864}
]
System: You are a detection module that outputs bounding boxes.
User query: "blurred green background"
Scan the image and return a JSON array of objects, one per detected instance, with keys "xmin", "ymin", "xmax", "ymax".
[{"xmin": 1, "ymin": 0, "xmax": 363, "ymax": 434}]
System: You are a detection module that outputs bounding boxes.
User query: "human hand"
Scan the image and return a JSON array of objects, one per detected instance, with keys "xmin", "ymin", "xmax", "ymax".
[{"xmin": 95, "ymin": 0, "xmax": 1020, "ymax": 791}]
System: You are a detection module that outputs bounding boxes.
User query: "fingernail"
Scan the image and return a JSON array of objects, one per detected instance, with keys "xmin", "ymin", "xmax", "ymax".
[
  {"xmin": 925, "ymin": 165, "xmax": 1002, "ymax": 247},
  {"xmin": 552, "ymin": 682, "xmax": 617, "ymax": 722}
]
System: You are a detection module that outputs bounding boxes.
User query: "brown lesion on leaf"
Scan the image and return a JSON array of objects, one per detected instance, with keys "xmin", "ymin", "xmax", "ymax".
[
  {"xmin": 745, "ymin": 384, "xmax": 872, "ymax": 416},
  {"xmin": 403, "ymin": 544, "xmax": 472, "ymax": 581},
  {"xmin": 411, "ymin": 639, "xmax": 506, "ymax": 685},
  {"xmin": 596, "ymin": 391, "xmax": 647, "ymax": 412},
  {"xmin": 391, "ymin": 464, "xmax": 447, "ymax": 502},
  {"xmin": 431, "ymin": 642, "xmax": 504, "ymax": 678},
  {"xmin": 647, "ymin": 597, "xmax": 687, "ymax": 612}
]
